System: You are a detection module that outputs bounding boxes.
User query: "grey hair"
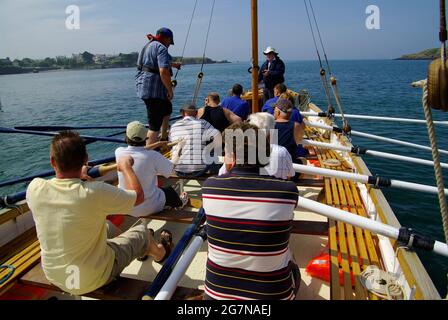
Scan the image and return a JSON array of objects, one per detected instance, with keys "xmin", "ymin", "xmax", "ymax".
[{"xmin": 248, "ymin": 112, "xmax": 275, "ymax": 133}]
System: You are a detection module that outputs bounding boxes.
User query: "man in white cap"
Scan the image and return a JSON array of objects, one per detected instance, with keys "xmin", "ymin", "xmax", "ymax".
[
  {"xmin": 115, "ymin": 121, "xmax": 188, "ymax": 217},
  {"xmin": 258, "ymin": 46, "xmax": 286, "ymax": 104}
]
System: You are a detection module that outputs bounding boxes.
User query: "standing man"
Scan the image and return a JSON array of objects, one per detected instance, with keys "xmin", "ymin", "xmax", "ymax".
[
  {"xmin": 258, "ymin": 47, "xmax": 286, "ymax": 104},
  {"xmin": 136, "ymin": 27, "xmax": 182, "ymax": 147}
]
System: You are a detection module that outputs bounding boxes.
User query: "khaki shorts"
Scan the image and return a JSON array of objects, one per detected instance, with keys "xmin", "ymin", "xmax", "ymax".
[{"xmin": 105, "ymin": 222, "xmax": 149, "ymax": 283}]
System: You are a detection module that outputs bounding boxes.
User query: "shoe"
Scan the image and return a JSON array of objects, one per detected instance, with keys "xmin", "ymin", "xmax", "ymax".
[
  {"xmin": 175, "ymin": 192, "xmax": 189, "ymax": 211},
  {"xmin": 154, "ymin": 229, "xmax": 174, "ymax": 264}
]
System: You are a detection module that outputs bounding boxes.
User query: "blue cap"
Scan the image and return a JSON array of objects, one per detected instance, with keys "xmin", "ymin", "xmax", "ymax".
[{"xmin": 157, "ymin": 27, "xmax": 174, "ymax": 45}]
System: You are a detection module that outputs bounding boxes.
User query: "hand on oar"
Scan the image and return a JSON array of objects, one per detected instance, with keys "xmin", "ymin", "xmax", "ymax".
[{"xmin": 81, "ymin": 165, "xmax": 93, "ymax": 181}]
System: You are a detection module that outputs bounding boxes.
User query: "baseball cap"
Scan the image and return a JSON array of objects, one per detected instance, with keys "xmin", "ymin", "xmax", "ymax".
[
  {"xmin": 274, "ymin": 99, "xmax": 293, "ymax": 113},
  {"xmin": 126, "ymin": 121, "xmax": 148, "ymax": 142},
  {"xmin": 157, "ymin": 27, "xmax": 174, "ymax": 45}
]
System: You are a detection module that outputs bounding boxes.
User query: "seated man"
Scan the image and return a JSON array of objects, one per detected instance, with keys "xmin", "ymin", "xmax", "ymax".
[
  {"xmin": 261, "ymin": 83, "xmax": 287, "ymax": 113},
  {"xmin": 115, "ymin": 121, "xmax": 188, "ymax": 217},
  {"xmin": 221, "ymin": 84, "xmax": 250, "ymax": 121},
  {"xmin": 263, "ymin": 84, "xmax": 303, "ymax": 125},
  {"xmin": 26, "ymin": 131, "xmax": 173, "ymax": 296},
  {"xmin": 218, "ymin": 112, "xmax": 295, "ymax": 180},
  {"xmin": 170, "ymin": 104, "xmax": 222, "ymax": 177},
  {"xmin": 197, "ymin": 92, "xmax": 242, "ymax": 133},
  {"xmin": 203, "ymin": 122, "xmax": 300, "ymax": 300},
  {"xmin": 274, "ymin": 99, "xmax": 305, "ymax": 163}
]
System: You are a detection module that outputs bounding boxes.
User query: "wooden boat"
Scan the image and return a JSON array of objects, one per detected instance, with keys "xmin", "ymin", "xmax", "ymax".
[
  {"xmin": 0, "ymin": 0, "xmax": 445, "ymax": 301},
  {"xmin": 0, "ymin": 94, "xmax": 442, "ymax": 300}
]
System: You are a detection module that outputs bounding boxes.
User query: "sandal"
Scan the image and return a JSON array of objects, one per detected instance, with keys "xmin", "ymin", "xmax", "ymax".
[
  {"xmin": 137, "ymin": 229, "xmax": 154, "ymax": 262},
  {"xmin": 175, "ymin": 192, "xmax": 189, "ymax": 211},
  {"xmin": 154, "ymin": 229, "xmax": 174, "ymax": 264}
]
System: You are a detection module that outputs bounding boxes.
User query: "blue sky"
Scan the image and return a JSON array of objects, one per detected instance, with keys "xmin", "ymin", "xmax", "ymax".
[{"xmin": 0, "ymin": 0, "xmax": 441, "ymax": 60}]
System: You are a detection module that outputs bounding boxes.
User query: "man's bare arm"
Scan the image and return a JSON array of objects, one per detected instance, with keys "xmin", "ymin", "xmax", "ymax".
[{"xmin": 117, "ymin": 156, "xmax": 145, "ymax": 206}]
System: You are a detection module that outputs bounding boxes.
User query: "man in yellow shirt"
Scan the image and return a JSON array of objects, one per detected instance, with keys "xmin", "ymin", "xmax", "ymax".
[{"xmin": 26, "ymin": 131, "xmax": 173, "ymax": 296}]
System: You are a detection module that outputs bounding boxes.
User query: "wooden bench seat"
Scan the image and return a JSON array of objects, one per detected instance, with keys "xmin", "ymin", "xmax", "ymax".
[
  {"xmin": 19, "ymin": 263, "xmax": 203, "ymax": 300},
  {"xmin": 0, "ymin": 232, "xmax": 41, "ymax": 296},
  {"xmin": 313, "ymin": 134, "xmax": 383, "ymax": 300}
]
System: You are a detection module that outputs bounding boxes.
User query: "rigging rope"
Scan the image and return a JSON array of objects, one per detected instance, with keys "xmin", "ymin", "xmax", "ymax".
[
  {"xmin": 172, "ymin": 0, "xmax": 199, "ymax": 88},
  {"xmin": 307, "ymin": 0, "xmax": 350, "ymax": 133},
  {"xmin": 423, "ymin": 80, "xmax": 448, "ymax": 243},
  {"xmin": 303, "ymin": 0, "xmax": 334, "ymax": 115},
  {"xmin": 192, "ymin": 0, "xmax": 216, "ymax": 106}
]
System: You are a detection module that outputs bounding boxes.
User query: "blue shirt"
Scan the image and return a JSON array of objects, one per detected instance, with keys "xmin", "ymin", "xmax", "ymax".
[
  {"xmin": 221, "ymin": 96, "xmax": 250, "ymax": 120},
  {"xmin": 262, "ymin": 97, "xmax": 304, "ymax": 124},
  {"xmin": 136, "ymin": 41, "xmax": 172, "ymax": 100}
]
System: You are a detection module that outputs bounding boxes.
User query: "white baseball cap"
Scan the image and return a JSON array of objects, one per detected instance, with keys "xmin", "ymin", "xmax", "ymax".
[{"xmin": 263, "ymin": 46, "xmax": 278, "ymax": 55}]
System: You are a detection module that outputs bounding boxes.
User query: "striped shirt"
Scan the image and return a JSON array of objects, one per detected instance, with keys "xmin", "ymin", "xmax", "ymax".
[
  {"xmin": 169, "ymin": 116, "xmax": 220, "ymax": 173},
  {"xmin": 135, "ymin": 41, "xmax": 172, "ymax": 100},
  {"xmin": 202, "ymin": 168, "xmax": 299, "ymax": 300}
]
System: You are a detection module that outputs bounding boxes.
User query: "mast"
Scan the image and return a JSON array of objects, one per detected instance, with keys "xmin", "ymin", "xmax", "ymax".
[{"xmin": 251, "ymin": 0, "xmax": 260, "ymax": 113}]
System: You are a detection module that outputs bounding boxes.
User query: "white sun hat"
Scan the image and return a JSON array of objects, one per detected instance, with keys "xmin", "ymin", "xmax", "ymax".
[{"xmin": 263, "ymin": 46, "xmax": 278, "ymax": 55}]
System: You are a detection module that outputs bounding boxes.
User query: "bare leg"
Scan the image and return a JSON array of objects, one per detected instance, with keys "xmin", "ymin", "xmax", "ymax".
[
  {"xmin": 147, "ymin": 130, "xmax": 160, "ymax": 147},
  {"xmin": 160, "ymin": 115, "xmax": 170, "ymax": 141}
]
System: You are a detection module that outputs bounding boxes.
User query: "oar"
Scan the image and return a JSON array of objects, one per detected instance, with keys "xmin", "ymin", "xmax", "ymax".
[
  {"xmin": 350, "ymin": 130, "xmax": 448, "ymax": 156},
  {"xmin": 0, "ymin": 127, "xmax": 125, "ymax": 144},
  {"xmin": 142, "ymin": 208, "xmax": 206, "ymax": 300},
  {"xmin": 298, "ymin": 198, "xmax": 448, "ymax": 258},
  {"xmin": 303, "ymin": 112, "xmax": 448, "ymax": 126},
  {"xmin": 13, "ymin": 116, "xmax": 183, "ymax": 132},
  {"xmin": 0, "ymin": 156, "xmax": 116, "ymax": 207},
  {"xmin": 302, "ymin": 138, "xmax": 448, "ymax": 169},
  {"xmin": 293, "ymin": 164, "xmax": 448, "ymax": 196},
  {"xmin": 155, "ymin": 228, "xmax": 207, "ymax": 300}
]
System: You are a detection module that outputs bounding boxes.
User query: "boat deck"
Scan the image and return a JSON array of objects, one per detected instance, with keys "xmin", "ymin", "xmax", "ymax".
[{"xmin": 0, "ymin": 104, "xmax": 441, "ymax": 300}]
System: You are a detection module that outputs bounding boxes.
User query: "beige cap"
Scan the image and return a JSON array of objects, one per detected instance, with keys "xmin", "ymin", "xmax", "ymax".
[{"xmin": 126, "ymin": 121, "xmax": 148, "ymax": 142}]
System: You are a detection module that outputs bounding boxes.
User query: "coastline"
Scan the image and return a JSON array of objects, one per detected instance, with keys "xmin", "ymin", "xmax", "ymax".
[{"xmin": 0, "ymin": 61, "xmax": 231, "ymax": 76}]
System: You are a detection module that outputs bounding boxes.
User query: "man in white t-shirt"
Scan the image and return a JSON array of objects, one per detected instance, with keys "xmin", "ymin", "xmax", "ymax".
[{"xmin": 115, "ymin": 121, "xmax": 188, "ymax": 217}]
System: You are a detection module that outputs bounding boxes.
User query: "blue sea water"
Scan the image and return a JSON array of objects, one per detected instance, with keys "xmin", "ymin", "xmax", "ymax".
[{"xmin": 0, "ymin": 60, "xmax": 447, "ymax": 296}]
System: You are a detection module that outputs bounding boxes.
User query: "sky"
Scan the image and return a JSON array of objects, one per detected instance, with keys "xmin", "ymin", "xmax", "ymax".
[{"xmin": 0, "ymin": 0, "xmax": 442, "ymax": 61}]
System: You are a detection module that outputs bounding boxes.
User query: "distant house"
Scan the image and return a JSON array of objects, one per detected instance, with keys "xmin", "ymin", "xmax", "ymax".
[{"xmin": 93, "ymin": 54, "xmax": 107, "ymax": 64}]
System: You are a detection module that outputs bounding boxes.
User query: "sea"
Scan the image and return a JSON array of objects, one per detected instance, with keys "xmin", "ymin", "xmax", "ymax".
[{"xmin": 0, "ymin": 60, "xmax": 447, "ymax": 297}]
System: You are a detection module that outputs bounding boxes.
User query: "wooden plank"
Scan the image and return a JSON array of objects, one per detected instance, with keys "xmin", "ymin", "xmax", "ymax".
[
  {"xmin": 0, "ymin": 202, "xmax": 29, "ymax": 226},
  {"xmin": 19, "ymin": 263, "xmax": 204, "ymax": 300},
  {"xmin": 0, "ymin": 228, "xmax": 37, "ymax": 264},
  {"xmin": 0, "ymin": 245, "xmax": 41, "ymax": 295},
  {"xmin": 349, "ymin": 182, "xmax": 381, "ymax": 267},
  {"xmin": 337, "ymin": 179, "xmax": 367, "ymax": 300},
  {"xmin": 331, "ymin": 178, "xmax": 353, "ymax": 300}
]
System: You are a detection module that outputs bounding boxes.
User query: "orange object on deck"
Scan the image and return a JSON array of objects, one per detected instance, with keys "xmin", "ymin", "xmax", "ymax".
[{"xmin": 305, "ymin": 248, "xmax": 355, "ymax": 287}]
